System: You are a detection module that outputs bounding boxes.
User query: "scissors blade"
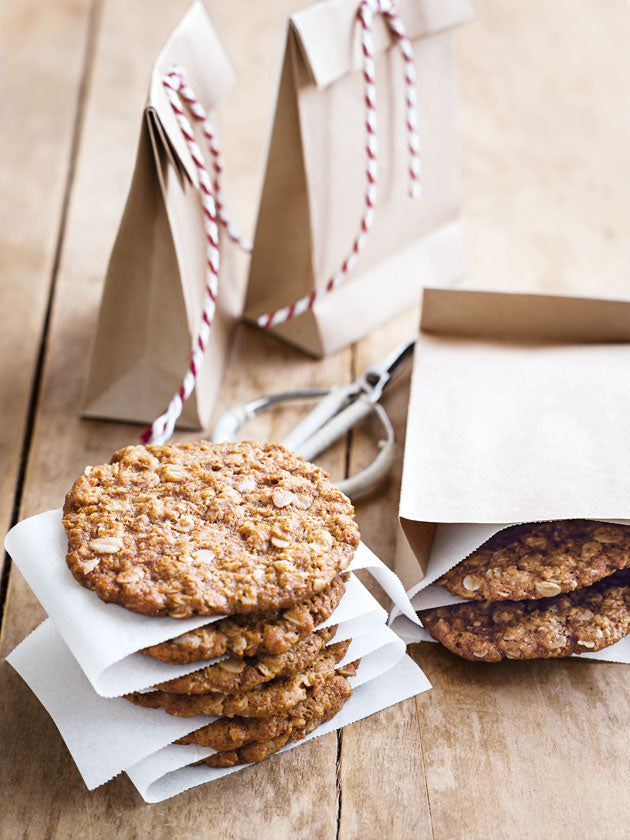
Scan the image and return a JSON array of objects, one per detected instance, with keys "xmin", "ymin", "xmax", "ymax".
[
  {"xmin": 382, "ymin": 337, "xmax": 415, "ymax": 378},
  {"xmin": 362, "ymin": 337, "xmax": 415, "ymax": 400}
]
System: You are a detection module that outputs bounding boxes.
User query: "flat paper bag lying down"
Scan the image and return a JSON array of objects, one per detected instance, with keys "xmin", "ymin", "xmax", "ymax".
[{"xmin": 392, "ymin": 287, "xmax": 630, "ymax": 664}]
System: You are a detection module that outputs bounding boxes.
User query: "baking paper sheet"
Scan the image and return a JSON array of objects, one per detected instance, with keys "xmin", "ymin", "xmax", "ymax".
[
  {"xmin": 6, "ymin": 614, "xmax": 413, "ymax": 790},
  {"xmin": 127, "ymin": 653, "xmax": 430, "ymax": 803},
  {"xmin": 5, "ymin": 509, "xmax": 415, "ymax": 695}
]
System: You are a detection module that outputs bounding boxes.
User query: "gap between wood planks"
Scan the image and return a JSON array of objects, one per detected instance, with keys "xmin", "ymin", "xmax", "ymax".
[
  {"xmin": 0, "ymin": 0, "xmax": 104, "ymax": 626},
  {"xmin": 335, "ymin": 341, "xmax": 358, "ymax": 840}
]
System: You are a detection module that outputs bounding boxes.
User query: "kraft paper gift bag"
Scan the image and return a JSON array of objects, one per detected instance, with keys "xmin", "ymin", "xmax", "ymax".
[
  {"xmin": 83, "ymin": 2, "xmax": 244, "ymax": 432},
  {"xmin": 390, "ymin": 286, "xmax": 630, "ymax": 664},
  {"xmin": 244, "ymin": 0, "xmax": 473, "ymax": 357}
]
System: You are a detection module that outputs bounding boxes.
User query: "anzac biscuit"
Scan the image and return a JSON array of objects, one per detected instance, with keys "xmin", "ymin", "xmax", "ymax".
[
  {"xmin": 63, "ymin": 441, "xmax": 359, "ymax": 618},
  {"xmin": 155, "ymin": 626, "xmax": 337, "ymax": 694},
  {"xmin": 141, "ymin": 573, "xmax": 348, "ymax": 663},
  {"xmin": 125, "ymin": 640, "xmax": 351, "ymax": 718},
  {"xmin": 195, "ymin": 673, "xmax": 354, "ymax": 767},
  {"xmin": 178, "ymin": 671, "xmax": 355, "ymax": 751},
  {"xmin": 420, "ymin": 569, "xmax": 630, "ymax": 662},
  {"xmin": 438, "ymin": 520, "xmax": 630, "ymax": 602},
  {"xmin": 203, "ymin": 733, "xmax": 295, "ymax": 768}
]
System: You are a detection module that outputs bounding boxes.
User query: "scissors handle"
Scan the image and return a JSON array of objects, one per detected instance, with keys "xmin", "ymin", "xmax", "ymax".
[
  {"xmin": 281, "ymin": 386, "xmax": 351, "ymax": 452},
  {"xmin": 338, "ymin": 437, "xmax": 397, "ymax": 501},
  {"xmin": 293, "ymin": 395, "xmax": 374, "ymax": 462}
]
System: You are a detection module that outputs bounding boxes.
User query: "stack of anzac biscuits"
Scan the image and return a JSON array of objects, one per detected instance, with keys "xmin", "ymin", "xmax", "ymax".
[
  {"xmin": 62, "ymin": 440, "xmax": 361, "ymax": 767},
  {"xmin": 418, "ymin": 521, "xmax": 630, "ymax": 662}
]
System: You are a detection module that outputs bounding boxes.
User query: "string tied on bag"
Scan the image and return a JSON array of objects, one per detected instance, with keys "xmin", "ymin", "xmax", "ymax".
[
  {"xmin": 142, "ymin": 66, "xmax": 250, "ymax": 446},
  {"xmin": 257, "ymin": 0, "xmax": 421, "ymax": 330}
]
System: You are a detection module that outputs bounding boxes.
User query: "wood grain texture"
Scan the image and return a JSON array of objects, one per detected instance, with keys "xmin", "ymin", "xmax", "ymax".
[
  {"xmin": 0, "ymin": 0, "xmax": 93, "ymax": 565},
  {"xmin": 458, "ymin": 0, "xmax": 630, "ymax": 300},
  {"xmin": 2, "ymin": 0, "xmax": 630, "ymax": 838},
  {"xmin": 412, "ymin": 643, "xmax": 630, "ymax": 840},
  {"xmin": 338, "ymin": 311, "xmax": 430, "ymax": 839}
]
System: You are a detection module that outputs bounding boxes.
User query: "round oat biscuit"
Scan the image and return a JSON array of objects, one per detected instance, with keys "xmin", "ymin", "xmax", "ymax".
[
  {"xmin": 437, "ymin": 520, "xmax": 630, "ymax": 603},
  {"xmin": 193, "ymin": 673, "xmax": 354, "ymax": 767},
  {"xmin": 420, "ymin": 569, "xmax": 630, "ymax": 662},
  {"xmin": 178, "ymin": 671, "xmax": 355, "ymax": 752},
  {"xmin": 141, "ymin": 573, "xmax": 348, "ymax": 663},
  {"xmin": 125, "ymin": 639, "xmax": 351, "ymax": 718},
  {"xmin": 63, "ymin": 441, "xmax": 359, "ymax": 618},
  {"xmin": 155, "ymin": 625, "xmax": 337, "ymax": 695}
]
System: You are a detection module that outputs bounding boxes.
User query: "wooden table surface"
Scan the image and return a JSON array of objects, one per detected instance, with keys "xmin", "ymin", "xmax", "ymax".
[{"xmin": 2, "ymin": 1, "xmax": 630, "ymax": 837}]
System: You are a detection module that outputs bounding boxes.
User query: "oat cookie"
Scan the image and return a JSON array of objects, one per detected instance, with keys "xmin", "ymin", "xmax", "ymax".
[
  {"xmin": 203, "ymin": 733, "xmax": 295, "ymax": 768},
  {"xmin": 420, "ymin": 569, "xmax": 630, "ymax": 662},
  {"xmin": 438, "ymin": 520, "xmax": 630, "ymax": 602},
  {"xmin": 125, "ymin": 640, "xmax": 351, "ymax": 718},
  {"xmin": 195, "ymin": 673, "xmax": 354, "ymax": 767},
  {"xmin": 155, "ymin": 626, "xmax": 337, "ymax": 695},
  {"xmin": 178, "ymin": 671, "xmax": 355, "ymax": 751},
  {"xmin": 141, "ymin": 573, "xmax": 348, "ymax": 663},
  {"xmin": 63, "ymin": 441, "xmax": 359, "ymax": 618}
]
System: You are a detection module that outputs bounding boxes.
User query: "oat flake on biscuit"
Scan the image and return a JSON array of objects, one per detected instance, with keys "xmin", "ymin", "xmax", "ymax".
[
  {"xmin": 438, "ymin": 520, "xmax": 630, "ymax": 603},
  {"xmin": 63, "ymin": 441, "xmax": 359, "ymax": 618}
]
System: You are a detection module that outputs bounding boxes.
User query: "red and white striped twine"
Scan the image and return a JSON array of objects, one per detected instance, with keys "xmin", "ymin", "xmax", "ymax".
[
  {"xmin": 257, "ymin": 0, "xmax": 420, "ymax": 330},
  {"xmin": 142, "ymin": 0, "xmax": 417, "ymax": 443},
  {"xmin": 142, "ymin": 66, "xmax": 250, "ymax": 445}
]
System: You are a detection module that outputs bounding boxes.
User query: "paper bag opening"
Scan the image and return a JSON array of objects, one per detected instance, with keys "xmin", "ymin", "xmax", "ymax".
[{"xmin": 399, "ymin": 286, "xmax": 630, "ymax": 578}]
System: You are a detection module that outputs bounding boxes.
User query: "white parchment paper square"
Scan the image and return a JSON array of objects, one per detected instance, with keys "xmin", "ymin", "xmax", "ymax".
[
  {"xmin": 6, "ymin": 613, "xmax": 413, "ymax": 790},
  {"xmin": 5, "ymin": 509, "xmax": 416, "ymax": 695}
]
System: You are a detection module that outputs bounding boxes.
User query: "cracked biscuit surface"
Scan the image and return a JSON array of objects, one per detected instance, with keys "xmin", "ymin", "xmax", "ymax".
[
  {"xmin": 194, "ymin": 672, "xmax": 355, "ymax": 767},
  {"xmin": 421, "ymin": 569, "xmax": 630, "ymax": 662},
  {"xmin": 141, "ymin": 573, "xmax": 348, "ymax": 663},
  {"xmin": 63, "ymin": 441, "xmax": 359, "ymax": 618},
  {"xmin": 125, "ymin": 640, "xmax": 351, "ymax": 718},
  {"xmin": 155, "ymin": 626, "xmax": 337, "ymax": 695},
  {"xmin": 438, "ymin": 520, "xmax": 630, "ymax": 603},
  {"xmin": 178, "ymin": 671, "xmax": 355, "ymax": 752}
]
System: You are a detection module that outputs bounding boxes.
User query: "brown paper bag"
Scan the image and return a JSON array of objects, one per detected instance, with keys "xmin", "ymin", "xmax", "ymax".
[
  {"xmin": 244, "ymin": 0, "xmax": 473, "ymax": 357},
  {"xmin": 390, "ymin": 286, "xmax": 630, "ymax": 663},
  {"xmin": 83, "ymin": 2, "xmax": 243, "ymax": 430}
]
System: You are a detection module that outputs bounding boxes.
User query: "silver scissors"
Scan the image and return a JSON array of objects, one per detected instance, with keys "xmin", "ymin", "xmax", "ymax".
[{"xmin": 211, "ymin": 339, "xmax": 415, "ymax": 500}]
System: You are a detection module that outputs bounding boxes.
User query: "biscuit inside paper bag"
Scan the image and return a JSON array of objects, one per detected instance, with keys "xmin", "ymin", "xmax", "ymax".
[{"xmin": 390, "ymin": 287, "xmax": 630, "ymax": 665}]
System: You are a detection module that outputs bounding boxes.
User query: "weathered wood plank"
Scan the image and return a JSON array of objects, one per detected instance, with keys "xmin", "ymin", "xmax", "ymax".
[
  {"xmin": 338, "ymin": 310, "xmax": 432, "ymax": 840},
  {"xmin": 0, "ymin": 0, "xmax": 94, "ymax": 574},
  {"xmin": 412, "ymin": 644, "xmax": 630, "ymax": 840},
  {"xmin": 458, "ymin": 0, "xmax": 630, "ymax": 300}
]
